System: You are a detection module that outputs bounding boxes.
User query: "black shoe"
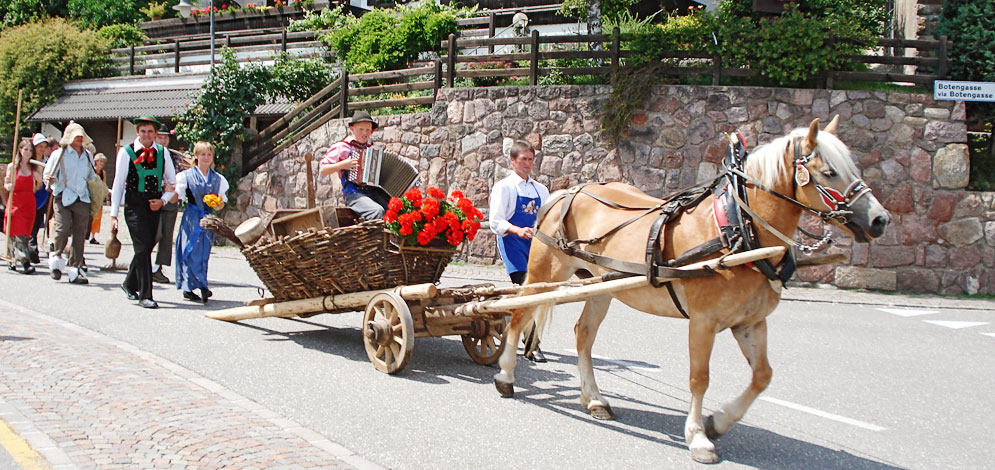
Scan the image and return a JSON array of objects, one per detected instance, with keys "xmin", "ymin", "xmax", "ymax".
[
  {"xmin": 525, "ymin": 347, "xmax": 547, "ymax": 363},
  {"xmin": 152, "ymin": 268, "xmax": 170, "ymax": 284},
  {"xmin": 21, "ymin": 263, "xmax": 34, "ymax": 275},
  {"xmin": 29, "ymin": 249, "xmax": 39, "ymax": 264},
  {"xmin": 201, "ymin": 288, "xmax": 212, "ymax": 299},
  {"xmin": 89, "ymin": 238, "xmax": 99, "ymax": 245},
  {"xmin": 183, "ymin": 291, "xmax": 202, "ymax": 302},
  {"xmin": 69, "ymin": 276, "xmax": 88, "ymax": 285},
  {"xmin": 121, "ymin": 283, "xmax": 139, "ymax": 301},
  {"xmin": 139, "ymin": 299, "xmax": 159, "ymax": 309},
  {"xmin": 7, "ymin": 263, "xmax": 15, "ymax": 271},
  {"xmin": 50, "ymin": 269, "xmax": 61, "ymax": 280}
]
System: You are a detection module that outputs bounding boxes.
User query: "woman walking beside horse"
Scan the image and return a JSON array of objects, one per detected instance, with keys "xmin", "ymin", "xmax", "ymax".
[{"xmin": 492, "ymin": 117, "xmax": 891, "ymax": 463}]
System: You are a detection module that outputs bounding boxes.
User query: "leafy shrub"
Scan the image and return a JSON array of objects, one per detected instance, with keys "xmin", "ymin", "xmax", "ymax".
[
  {"xmin": 3, "ymin": 0, "xmax": 46, "ymax": 27},
  {"xmin": 0, "ymin": 18, "xmax": 110, "ymax": 137},
  {"xmin": 139, "ymin": 0, "xmax": 167, "ymax": 20},
  {"xmin": 67, "ymin": 0, "xmax": 143, "ymax": 29},
  {"xmin": 97, "ymin": 23, "xmax": 148, "ymax": 48},
  {"xmin": 558, "ymin": 0, "xmax": 638, "ymax": 24},
  {"xmin": 268, "ymin": 53, "xmax": 335, "ymax": 102},
  {"xmin": 175, "ymin": 49, "xmax": 270, "ymax": 189},
  {"xmin": 321, "ymin": 2, "xmax": 458, "ymax": 74},
  {"xmin": 175, "ymin": 49, "xmax": 336, "ymax": 189},
  {"xmin": 287, "ymin": 6, "xmax": 348, "ymax": 32}
]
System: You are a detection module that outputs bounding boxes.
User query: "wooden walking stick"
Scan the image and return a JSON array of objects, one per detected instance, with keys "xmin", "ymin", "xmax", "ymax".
[{"xmin": 2, "ymin": 89, "xmax": 24, "ymax": 263}]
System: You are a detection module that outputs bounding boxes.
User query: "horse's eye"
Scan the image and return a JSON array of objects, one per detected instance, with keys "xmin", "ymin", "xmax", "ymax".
[{"xmin": 822, "ymin": 169, "xmax": 837, "ymax": 178}]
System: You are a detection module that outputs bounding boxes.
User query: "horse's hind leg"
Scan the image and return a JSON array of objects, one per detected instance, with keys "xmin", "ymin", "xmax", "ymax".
[
  {"xmin": 706, "ymin": 320, "xmax": 772, "ymax": 439},
  {"xmin": 575, "ymin": 294, "xmax": 613, "ymax": 419},
  {"xmin": 685, "ymin": 318, "xmax": 720, "ymax": 464}
]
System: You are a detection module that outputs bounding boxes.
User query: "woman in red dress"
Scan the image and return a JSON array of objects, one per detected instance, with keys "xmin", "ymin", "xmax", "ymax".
[{"xmin": 4, "ymin": 139, "xmax": 42, "ymax": 273}]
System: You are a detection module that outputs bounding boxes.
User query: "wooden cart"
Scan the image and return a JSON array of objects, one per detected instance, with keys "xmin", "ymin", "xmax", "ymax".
[{"xmin": 207, "ymin": 246, "xmax": 786, "ymax": 374}]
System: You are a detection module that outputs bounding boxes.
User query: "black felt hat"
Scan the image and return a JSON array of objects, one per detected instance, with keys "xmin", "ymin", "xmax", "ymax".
[{"xmin": 348, "ymin": 111, "xmax": 378, "ymax": 130}]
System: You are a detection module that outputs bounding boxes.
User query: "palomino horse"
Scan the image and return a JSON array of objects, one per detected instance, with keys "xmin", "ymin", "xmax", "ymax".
[{"xmin": 493, "ymin": 117, "xmax": 891, "ymax": 463}]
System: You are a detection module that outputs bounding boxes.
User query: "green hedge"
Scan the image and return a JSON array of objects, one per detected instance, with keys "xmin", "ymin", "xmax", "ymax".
[{"xmin": 0, "ymin": 17, "xmax": 110, "ymax": 137}]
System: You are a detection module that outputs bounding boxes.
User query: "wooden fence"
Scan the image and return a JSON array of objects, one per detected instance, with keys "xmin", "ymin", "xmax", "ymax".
[
  {"xmin": 109, "ymin": 28, "xmax": 331, "ymax": 75},
  {"xmin": 240, "ymin": 30, "xmax": 952, "ymax": 176}
]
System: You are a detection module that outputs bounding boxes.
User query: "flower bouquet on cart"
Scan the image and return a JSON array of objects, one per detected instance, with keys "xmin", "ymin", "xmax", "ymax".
[{"xmin": 383, "ymin": 187, "xmax": 483, "ymax": 248}]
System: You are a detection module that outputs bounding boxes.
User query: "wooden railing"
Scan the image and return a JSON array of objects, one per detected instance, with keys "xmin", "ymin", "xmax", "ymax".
[
  {"xmin": 109, "ymin": 29, "xmax": 331, "ymax": 75},
  {"xmin": 240, "ymin": 30, "xmax": 952, "ymax": 175}
]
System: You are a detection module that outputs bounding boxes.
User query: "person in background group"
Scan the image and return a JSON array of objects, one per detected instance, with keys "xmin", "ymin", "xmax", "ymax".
[
  {"xmin": 152, "ymin": 123, "xmax": 179, "ymax": 285},
  {"xmin": 43, "ymin": 122, "xmax": 97, "ymax": 284},
  {"xmin": 319, "ymin": 111, "xmax": 389, "ymax": 221},
  {"xmin": 111, "ymin": 116, "xmax": 177, "ymax": 309},
  {"xmin": 172, "ymin": 141, "xmax": 228, "ymax": 303},
  {"xmin": 488, "ymin": 140, "xmax": 550, "ymax": 362},
  {"xmin": 28, "ymin": 133, "xmax": 50, "ymax": 264},
  {"xmin": 87, "ymin": 153, "xmax": 108, "ymax": 245},
  {"xmin": 4, "ymin": 139, "xmax": 42, "ymax": 273}
]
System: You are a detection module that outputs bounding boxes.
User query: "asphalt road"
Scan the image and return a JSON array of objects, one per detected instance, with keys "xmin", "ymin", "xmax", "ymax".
[{"xmin": 2, "ymin": 241, "xmax": 993, "ymax": 470}]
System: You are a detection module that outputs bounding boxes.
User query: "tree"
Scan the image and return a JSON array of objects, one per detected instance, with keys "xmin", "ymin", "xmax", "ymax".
[
  {"xmin": 0, "ymin": 18, "xmax": 110, "ymax": 137},
  {"xmin": 936, "ymin": 0, "xmax": 995, "ymax": 158}
]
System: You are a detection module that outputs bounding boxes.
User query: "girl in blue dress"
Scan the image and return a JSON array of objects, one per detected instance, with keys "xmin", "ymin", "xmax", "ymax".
[{"xmin": 173, "ymin": 142, "xmax": 229, "ymax": 303}]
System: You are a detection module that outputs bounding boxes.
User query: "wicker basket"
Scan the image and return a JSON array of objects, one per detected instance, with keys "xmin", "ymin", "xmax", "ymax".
[{"xmin": 242, "ymin": 219, "xmax": 456, "ymax": 301}]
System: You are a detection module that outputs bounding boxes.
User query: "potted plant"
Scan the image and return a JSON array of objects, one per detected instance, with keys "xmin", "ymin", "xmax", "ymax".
[{"xmin": 140, "ymin": 1, "xmax": 168, "ymax": 20}]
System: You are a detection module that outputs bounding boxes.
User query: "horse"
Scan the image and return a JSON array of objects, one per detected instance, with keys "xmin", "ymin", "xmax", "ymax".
[{"xmin": 492, "ymin": 116, "xmax": 891, "ymax": 463}]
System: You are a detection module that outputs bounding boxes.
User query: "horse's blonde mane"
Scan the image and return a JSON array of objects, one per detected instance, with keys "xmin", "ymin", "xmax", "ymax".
[{"xmin": 744, "ymin": 127, "xmax": 860, "ymax": 188}]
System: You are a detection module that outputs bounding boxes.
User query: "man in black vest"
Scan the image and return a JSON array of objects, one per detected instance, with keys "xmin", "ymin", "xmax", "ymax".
[{"xmin": 109, "ymin": 116, "xmax": 177, "ymax": 309}]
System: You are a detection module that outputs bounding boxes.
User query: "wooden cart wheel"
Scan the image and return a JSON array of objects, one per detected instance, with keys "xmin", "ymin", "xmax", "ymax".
[
  {"xmin": 461, "ymin": 318, "xmax": 507, "ymax": 365},
  {"xmin": 363, "ymin": 292, "xmax": 414, "ymax": 374}
]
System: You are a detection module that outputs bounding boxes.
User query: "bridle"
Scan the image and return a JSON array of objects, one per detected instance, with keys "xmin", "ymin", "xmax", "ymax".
[{"xmin": 724, "ymin": 134, "xmax": 871, "ymax": 255}]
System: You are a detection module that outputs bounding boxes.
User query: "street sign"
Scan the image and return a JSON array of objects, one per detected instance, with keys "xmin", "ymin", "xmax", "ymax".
[{"xmin": 934, "ymin": 80, "xmax": 995, "ymax": 102}]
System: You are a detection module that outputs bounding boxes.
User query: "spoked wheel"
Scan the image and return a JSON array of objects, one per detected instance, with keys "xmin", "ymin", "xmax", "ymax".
[
  {"xmin": 363, "ymin": 292, "xmax": 414, "ymax": 374},
  {"xmin": 461, "ymin": 317, "xmax": 507, "ymax": 365}
]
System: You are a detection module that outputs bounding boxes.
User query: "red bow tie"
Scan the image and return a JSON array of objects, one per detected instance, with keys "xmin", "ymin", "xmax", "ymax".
[{"xmin": 134, "ymin": 146, "xmax": 155, "ymax": 165}]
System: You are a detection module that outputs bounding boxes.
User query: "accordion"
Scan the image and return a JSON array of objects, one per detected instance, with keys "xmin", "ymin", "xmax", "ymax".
[{"xmin": 348, "ymin": 146, "xmax": 418, "ymax": 198}]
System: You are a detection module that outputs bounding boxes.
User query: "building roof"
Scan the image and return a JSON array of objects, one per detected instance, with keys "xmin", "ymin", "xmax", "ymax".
[{"xmin": 28, "ymin": 73, "xmax": 292, "ymax": 123}]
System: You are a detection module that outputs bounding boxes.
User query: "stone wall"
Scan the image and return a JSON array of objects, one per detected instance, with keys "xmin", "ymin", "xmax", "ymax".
[{"xmin": 233, "ymin": 84, "xmax": 992, "ymax": 295}]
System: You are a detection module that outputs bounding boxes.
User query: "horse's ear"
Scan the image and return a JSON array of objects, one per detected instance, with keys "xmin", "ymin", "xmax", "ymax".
[
  {"xmin": 824, "ymin": 115, "xmax": 839, "ymax": 135},
  {"xmin": 805, "ymin": 118, "xmax": 820, "ymax": 152}
]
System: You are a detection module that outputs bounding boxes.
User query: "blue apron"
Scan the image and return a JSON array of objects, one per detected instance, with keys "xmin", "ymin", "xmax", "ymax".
[
  {"xmin": 174, "ymin": 168, "xmax": 221, "ymax": 292},
  {"xmin": 497, "ymin": 182, "xmax": 541, "ymax": 275}
]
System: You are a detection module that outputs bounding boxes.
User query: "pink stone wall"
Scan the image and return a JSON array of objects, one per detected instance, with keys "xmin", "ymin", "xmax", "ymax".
[{"xmin": 236, "ymin": 84, "xmax": 990, "ymax": 295}]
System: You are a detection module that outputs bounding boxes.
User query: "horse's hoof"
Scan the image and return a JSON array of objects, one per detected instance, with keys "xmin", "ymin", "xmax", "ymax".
[
  {"xmin": 691, "ymin": 447, "xmax": 720, "ymax": 464},
  {"xmin": 494, "ymin": 379, "xmax": 514, "ymax": 398},
  {"xmin": 704, "ymin": 415, "xmax": 722, "ymax": 440},
  {"xmin": 589, "ymin": 404, "xmax": 615, "ymax": 420}
]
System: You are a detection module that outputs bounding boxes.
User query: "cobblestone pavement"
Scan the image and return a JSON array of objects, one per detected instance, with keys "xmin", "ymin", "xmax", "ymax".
[{"xmin": 0, "ymin": 300, "xmax": 378, "ymax": 470}]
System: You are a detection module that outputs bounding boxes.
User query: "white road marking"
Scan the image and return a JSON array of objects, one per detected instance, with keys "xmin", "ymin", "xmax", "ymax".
[
  {"xmin": 922, "ymin": 320, "xmax": 990, "ymax": 329},
  {"xmin": 563, "ymin": 349, "xmax": 660, "ymax": 372},
  {"xmin": 981, "ymin": 333, "xmax": 995, "ymax": 339},
  {"xmin": 760, "ymin": 397, "xmax": 887, "ymax": 431},
  {"xmin": 876, "ymin": 308, "xmax": 937, "ymax": 317}
]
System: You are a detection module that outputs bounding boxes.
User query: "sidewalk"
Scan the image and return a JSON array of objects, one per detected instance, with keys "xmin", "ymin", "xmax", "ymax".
[{"xmin": 0, "ymin": 300, "xmax": 379, "ymax": 470}]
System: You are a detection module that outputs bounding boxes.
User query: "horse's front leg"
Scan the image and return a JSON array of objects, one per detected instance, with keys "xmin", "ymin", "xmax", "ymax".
[
  {"xmin": 575, "ymin": 295, "xmax": 613, "ymax": 419},
  {"xmin": 706, "ymin": 320, "xmax": 772, "ymax": 439},
  {"xmin": 493, "ymin": 306, "xmax": 536, "ymax": 397},
  {"xmin": 685, "ymin": 318, "xmax": 719, "ymax": 464}
]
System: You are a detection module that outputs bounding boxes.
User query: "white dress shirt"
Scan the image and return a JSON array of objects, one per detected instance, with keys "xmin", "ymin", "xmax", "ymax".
[
  {"xmin": 488, "ymin": 172, "xmax": 549, "ymax": 237},
  {"xmin": 110, "ymin": 138, "xmax": 177, "ymax": 218}
]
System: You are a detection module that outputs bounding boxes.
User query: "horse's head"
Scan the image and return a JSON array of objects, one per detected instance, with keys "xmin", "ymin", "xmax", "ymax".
[{"xmin": 787, "ymin": 116, "xmax": 891, "ymax": 242}]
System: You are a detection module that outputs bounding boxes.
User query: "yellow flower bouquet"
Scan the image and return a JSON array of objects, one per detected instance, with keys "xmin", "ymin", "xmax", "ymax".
[{"xmin": 203, "ymin": 193, "xmax": 223, "ymax": 213}]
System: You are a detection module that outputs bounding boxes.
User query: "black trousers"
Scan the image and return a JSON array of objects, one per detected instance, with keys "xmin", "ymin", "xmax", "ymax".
[{"xmin": 124, "ymin": 203, "xmax": 161, "ymax": 301}]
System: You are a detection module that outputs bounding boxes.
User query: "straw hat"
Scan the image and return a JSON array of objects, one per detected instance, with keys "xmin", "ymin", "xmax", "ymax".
[{"xmin": 59, "ymin": 122, "xmax": 93, "ymax": 148}]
